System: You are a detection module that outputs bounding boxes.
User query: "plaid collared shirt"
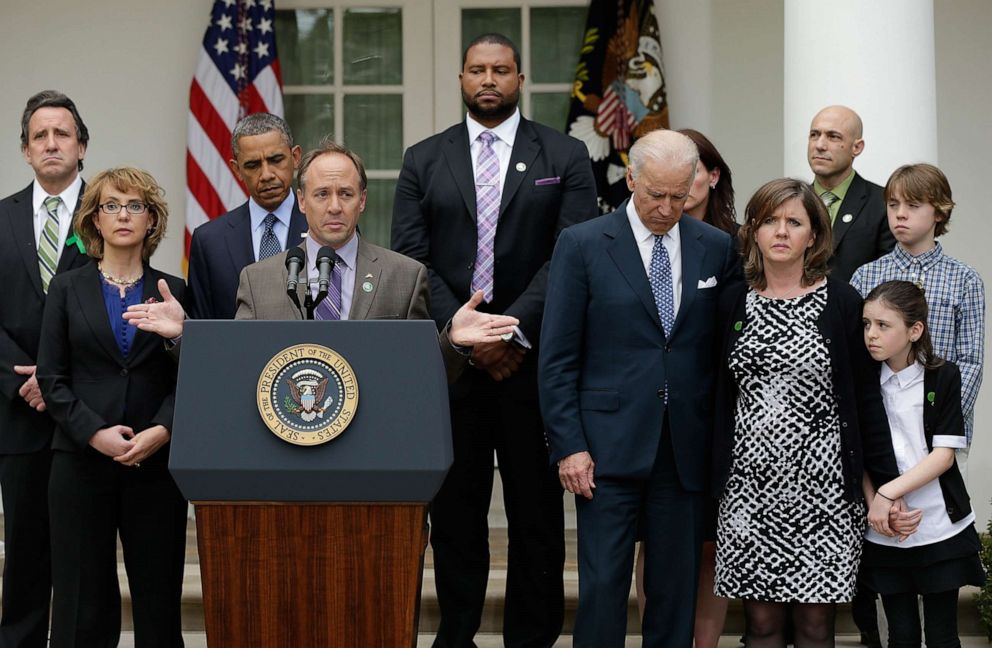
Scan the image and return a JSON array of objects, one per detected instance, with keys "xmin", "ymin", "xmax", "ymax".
[{"xmin": 851, "ymin": 243, "xmax": 986, "ymax": 443}]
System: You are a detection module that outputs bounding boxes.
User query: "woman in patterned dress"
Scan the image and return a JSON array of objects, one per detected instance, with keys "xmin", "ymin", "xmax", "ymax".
[{"xmin": 711, "ymin": 178, "xmax": 899, "ymax": 647}]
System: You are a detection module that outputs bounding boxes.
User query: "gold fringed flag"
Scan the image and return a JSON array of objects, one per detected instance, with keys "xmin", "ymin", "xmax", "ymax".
[{"xmin": 567, "ymin": 0, "xmax": 669, "ymax": 213}]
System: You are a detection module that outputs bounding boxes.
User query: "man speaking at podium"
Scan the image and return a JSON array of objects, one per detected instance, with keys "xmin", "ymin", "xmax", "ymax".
[{"xmin": 125, "ymin": 139, "xmax": 515, "ymax": 366}]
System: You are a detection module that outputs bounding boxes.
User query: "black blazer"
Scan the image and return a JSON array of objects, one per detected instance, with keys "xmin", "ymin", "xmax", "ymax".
[
  {"xmin": 0, "ymin": 182, "xmax": 90, "ymax": 453},
  {"xmin": 187, "ymin": 200, "xmax": 307, "ymax": 320},
  {"xmin": 391, "ymin": 116, "xmax": 598, "ymax": 399},
  {"xmin": 828, "ymin": 172, "xmax": 896, "ymax": 282},
  {"xmin": 921, "ymin": 362, "xmax": 972, "ymax": 523},
  {"xmin": 37, "ymin": 263, "xmax": 185, "ymax": 466},
  {"xmin": 712, "ymin": 276, "xmax": 900, "ymax": 502}
]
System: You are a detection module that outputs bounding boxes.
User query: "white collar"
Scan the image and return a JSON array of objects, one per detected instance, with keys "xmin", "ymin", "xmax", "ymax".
[
  {"xmin": 32, "ymin": 175, "xmax": 83, "ymax": 216},
  {"xmin": 248, "ymin": 192, "xmax": 296, "ymax": 231},
  {"xmin": 880, "ymin": 360, "xmax": 925, "ymax": 389},
  {"xmin": 626, "ymin": 199, "xmax": 681, "ymax": 245},
  {"xmin": 465, "ymin": 108, "xmax": 521, "ymax": 148}
]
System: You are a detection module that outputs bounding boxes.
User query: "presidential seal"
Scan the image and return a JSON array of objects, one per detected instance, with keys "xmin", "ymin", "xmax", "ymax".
[{"xmin": 256, "ymin": 344, "xmax": 359, "ymax": 446}]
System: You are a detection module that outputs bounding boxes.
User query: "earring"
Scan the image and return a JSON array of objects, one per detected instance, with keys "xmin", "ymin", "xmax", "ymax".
[{"xmin": 710, "ymin": 182, "xmax": 717, "ymax": 189}]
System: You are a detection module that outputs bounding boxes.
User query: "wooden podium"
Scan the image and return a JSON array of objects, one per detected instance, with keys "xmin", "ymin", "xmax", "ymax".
[{"xmin": 170, "ymin": 321, "xmax": 452, "ymax": 647}]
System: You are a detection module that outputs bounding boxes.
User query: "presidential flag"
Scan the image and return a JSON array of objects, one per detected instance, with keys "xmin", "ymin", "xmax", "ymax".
[
  {"xmin": 567, "ymin": 0, "xmax": 669, "ymax": 213},
  {"xmin": 186, "ymin": 0, "xmax": 284, "ymax": 262}
]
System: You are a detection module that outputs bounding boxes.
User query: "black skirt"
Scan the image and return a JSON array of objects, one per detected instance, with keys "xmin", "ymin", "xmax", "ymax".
[{"xmin": 859, "ymin": 524, "xmax": 986, "ymax": 595}]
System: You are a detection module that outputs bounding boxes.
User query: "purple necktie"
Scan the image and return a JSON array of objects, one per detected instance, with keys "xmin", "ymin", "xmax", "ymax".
[
  {"xmin": 314, "ymin": 262, "xmax": 344, "ymax": 320},
  {"xmin": 471, "ymin": 131, "xmax": 500, "ymax": 303}
]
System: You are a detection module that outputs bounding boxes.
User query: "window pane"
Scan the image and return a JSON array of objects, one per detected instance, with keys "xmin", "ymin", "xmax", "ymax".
[
  {"xmin": 360, "ymin": 179, "xmax": 395, "ymax": 248},
  {"xmin": 343, "ymin": 94, "xmax": 403, "ymax": 170},
  {"xmin": 275, "ymin": 9, "xmax": 334, "ymax": 85},
  {"xmin": 530, "ymin": 7, "xmax": 586, "ymax": 83},
  {"xmin": 531, "ymin": 93, "xmax": 570, "ymax": 132},
  {"xmin": 343, "ymin": 8, "xmax": 403, "ymax": 85},
  {"xmin": 284, "ymin": 94, "xmax": 334, "ymax": 151},
  {"xmin": 461, "ymin": 9, "xmax": 521, "ymax": 57}
]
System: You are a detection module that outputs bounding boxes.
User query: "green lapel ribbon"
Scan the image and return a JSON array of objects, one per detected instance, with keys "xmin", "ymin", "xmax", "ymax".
[
  {"xmin": 733, "ymin": 321, "xmax": 743, "ymax": 332},
  {"xmin": 65, "ymin": 233, "xmax": 86, "ymax": 254},
  {"xmin": 927, "ymin": 391, "xmax": 936, "ymax": 405}
]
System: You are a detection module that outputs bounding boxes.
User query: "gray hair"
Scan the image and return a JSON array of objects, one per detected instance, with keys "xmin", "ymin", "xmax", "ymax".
[
  {"xmin": 231, "ymin": 113, "xmax": 294, "ymax": 160},
  {"xmin": 628, "ymin": 129, "xmax": 699, "ymax": 181}
]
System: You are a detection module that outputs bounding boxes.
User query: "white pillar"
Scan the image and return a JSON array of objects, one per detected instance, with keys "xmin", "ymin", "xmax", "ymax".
[
  {"xmin": 783, "ymin": 0, "xmax": 938, "ymax": 184},
  {"xmin": 655, "ymin": 0, "xmax": 713, "ymax": 133}
]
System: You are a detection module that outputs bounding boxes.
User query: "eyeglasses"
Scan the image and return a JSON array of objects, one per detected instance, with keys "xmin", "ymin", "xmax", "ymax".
[{"xmin": 99, "ymin": 201, "xmax": 148, "ymax": 215}]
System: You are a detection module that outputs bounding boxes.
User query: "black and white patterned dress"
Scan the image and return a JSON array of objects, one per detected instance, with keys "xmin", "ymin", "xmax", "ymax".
[{"xmin": 715, "ymin": 284, "xmax": 865, "ymax": 603}]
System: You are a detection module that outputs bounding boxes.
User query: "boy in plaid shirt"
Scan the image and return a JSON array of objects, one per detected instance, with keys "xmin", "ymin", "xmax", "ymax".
[{"xmin": 851, "ymin": 163, "xmax": 985, "ymax": 472}]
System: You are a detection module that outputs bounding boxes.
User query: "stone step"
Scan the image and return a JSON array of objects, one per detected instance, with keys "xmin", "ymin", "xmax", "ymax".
[{"xmin": 2, "ymin": 473, "xmax": 988, "ymax": 637}]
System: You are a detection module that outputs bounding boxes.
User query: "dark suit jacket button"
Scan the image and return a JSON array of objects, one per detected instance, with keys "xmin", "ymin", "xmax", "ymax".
[
  {"xmin": 120, "ymin": 368, "xmax": 128, "ymax": 376},
  {"xmin": 657, "ymin": 389, "xmax": 665, "ymax": 398},
  {"xmin": 664, "ymin": 344, "xmax": 671, "ymax": 352},
  {"xmin": 848, "ymin": 450, "xmax": 855, "ymax": 457},
  {"xmin": 841, "ymin": 421, "xmax": 848, "ymax": 428},
  {"xmin": 947, "ymin": 507, "xmax": 955, "ymax": 514},
  {"xmin": 825, "ymin": 338, "xmax": 831, "ymax": 344}
]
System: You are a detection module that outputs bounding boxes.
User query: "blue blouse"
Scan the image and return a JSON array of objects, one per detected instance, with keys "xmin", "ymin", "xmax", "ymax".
[{"xmin": 100, "ymin": 276, "xmax": 144, "ymax": 357}]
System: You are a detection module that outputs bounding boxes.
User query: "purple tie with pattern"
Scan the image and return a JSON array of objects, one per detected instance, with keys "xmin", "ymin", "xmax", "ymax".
[
  {"xmin": 314, "ymin": 262, "xmax": 344, "ymax": 320},
  {"xmin": 471, "ymin": 131, "xmax": 500, "ymax": 303}
]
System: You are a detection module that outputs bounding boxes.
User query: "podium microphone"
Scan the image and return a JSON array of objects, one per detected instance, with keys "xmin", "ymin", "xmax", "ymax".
[
  {"xmin": 285, "ymin": 247, "xmax": 305, "ymax": 312},
  {"xmin": 315, "ymin": 246, "xmax": 337, "ymax": 306}
]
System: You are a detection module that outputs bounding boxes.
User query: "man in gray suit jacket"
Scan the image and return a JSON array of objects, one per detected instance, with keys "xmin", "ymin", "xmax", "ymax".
[{"xmin": 125, "ymin": 140, "xmax": 517, "ymax": 371}]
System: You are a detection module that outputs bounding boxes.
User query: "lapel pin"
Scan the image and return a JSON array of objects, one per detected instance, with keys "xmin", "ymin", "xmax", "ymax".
[
  {"xmin": 927, "ymin": 391, "xmax": 936, "ymax": 405},
  {"xmin": 364, "ymin": 273, "xmax": 373, "ymax": 279},
  {"xmin": 733, "ymin": 321, "xmax": 743, "ymax": 332},
  {"xmin": 362, "ymin": 281, "xmax": 374, "ymax": 293},
  {"xmin": 515, "ymin": 162, "xmax": 526, "ymax": 172},
  {"xmin": 841, "ymin": 214, "xmax": 853, "ymax": 223}
]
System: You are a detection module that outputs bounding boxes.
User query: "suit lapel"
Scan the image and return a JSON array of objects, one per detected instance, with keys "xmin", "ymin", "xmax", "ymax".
[
  {"xmin": 441, "ymin": 125, "xmax": 478, "ymax": 222},
  {"xmin": 500, "ymin": 118, "xmax": 540, "ymax": 216},
  {"xmin": 831, "ymin": 173, "xmax": 867, "ymax": 252},
  {"xmin": 76, "ymin": 264, "xmax": 126, "ymax": 364},
  {"xmin": 348, "ymin": 239, "xmax": 380, "ymax": 320},
  {"xmin": 126, "ymin": 267, "xmax": 166, "ymax": 365},
  {"xmin": 605, "ymin": 208, "xmax": 664, "ymax": 335},
  {"xmin": 671, "ymin": 220, "xmax": 705, "ymax": 339},
  {"xmin": 8, "ymin": 184, "xmax": 46, "ymax": 299},
  {"xmin": 225, "ymin": 204, "xmax": 256, "ymax": 276},
  {"xmin": 287, "ymin": 202, "xmax": 308, "ymax": 248},
  {"xmin": 56, "ymin": 184, "xmax": 87, "ymax": 274}
]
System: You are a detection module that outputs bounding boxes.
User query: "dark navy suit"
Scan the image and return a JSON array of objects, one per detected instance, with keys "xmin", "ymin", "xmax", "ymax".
[{"xmin": 539, "ymin": 204, "xmax": 740, "ymax": 647}]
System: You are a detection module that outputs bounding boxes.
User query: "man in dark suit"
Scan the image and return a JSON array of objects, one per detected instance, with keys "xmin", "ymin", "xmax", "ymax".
[
  {"xmin": 808, "ymin": 105, "xmax": 895, "ymax": 282},
  {"xmin": 0, "ymin": 90, "xmax": 91, "ymax": 648},
  {"xmin": 540, "ymin": 129, "xmax": 739, "ymax": 647},
  {"xmin": 187, "ymin": 112, "xmax": 308, "ymax": 319},
  {"xmin": 391, "ymin": 33, "xmax": 597, "ymax": 648}
]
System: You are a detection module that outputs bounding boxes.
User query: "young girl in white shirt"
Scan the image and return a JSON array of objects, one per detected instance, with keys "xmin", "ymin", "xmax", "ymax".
[{"xmin": 862, "ymin": 280, "xmax": 984, "ymax": 647}]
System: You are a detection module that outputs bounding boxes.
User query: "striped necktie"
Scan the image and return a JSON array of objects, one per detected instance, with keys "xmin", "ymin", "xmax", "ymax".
[
  {"xmin": 314, "ymin": 262, "xmax": 344, "ymax": 320},
  {"xmin": 821, "ymin": 191, "xmax": 840, "ymax": 223},
  {"xmin": 38, "ymin": 196, "xmax": 61, "ymax": 293},
  {"xmin": 471, "ymin": 131, "xmax": 500, "ymax": 303}
]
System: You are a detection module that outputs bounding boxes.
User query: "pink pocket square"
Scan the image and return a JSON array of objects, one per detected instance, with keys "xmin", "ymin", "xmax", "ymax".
[{"xmin": 534, "ymin": 176, "xmax": 561, "ymax": 186}]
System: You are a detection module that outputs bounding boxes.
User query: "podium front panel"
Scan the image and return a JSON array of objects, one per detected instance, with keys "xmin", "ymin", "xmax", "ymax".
[{"xmin": 170, "ymin": 320, "xmax": 452, "ymax": 502}]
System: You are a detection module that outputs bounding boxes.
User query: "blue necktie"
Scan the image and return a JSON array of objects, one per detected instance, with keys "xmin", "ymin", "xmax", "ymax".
[
  {"xmin": 649, "ymin": 235, "xmax": 675, "ymax": 336},
  {"xmin": 258, "ymin": 213, "xmax": 281, "ymax": 260}
]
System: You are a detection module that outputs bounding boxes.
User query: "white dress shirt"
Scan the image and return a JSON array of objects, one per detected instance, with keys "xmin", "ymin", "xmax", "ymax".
[
  {"xmin": 305, "ymin": 232, "xmax": 358, "ymax": 320},
  {"xmin": 626, "ymin": 200, "xmax": 682, "ymax": 319},
  {"xmin": 248, "ymin": 193, "xmax": 297, "ymax": 261},
  {"xmin": 866, "ymin": 361, "xmax": 973, "ymax": 548},
  {"xmin": 32, "ymin": 175, "xmax": 82, "ymax": 262},
  {"xmin": 466, "ymin": 108, "xmax": 521, "ymax": 194}
]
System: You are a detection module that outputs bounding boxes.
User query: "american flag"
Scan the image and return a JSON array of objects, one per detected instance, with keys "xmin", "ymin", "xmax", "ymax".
[{"xmin": 186, "ymin": 0, "xmax": 284, "ymax": 262}]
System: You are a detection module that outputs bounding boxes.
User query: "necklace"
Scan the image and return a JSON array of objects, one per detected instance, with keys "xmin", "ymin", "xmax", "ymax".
[{"xmin": 98, "ymin": 264, "xmax": 142, "ymax": 288}]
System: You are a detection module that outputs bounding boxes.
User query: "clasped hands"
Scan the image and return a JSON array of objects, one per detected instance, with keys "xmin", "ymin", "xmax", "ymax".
[
  {"xmin": 867, "ymin": 491, "xmax": 922, "ymax": 542},
  {"xmin": 89, "ymin": 424, "xmax": 171, "ymax": 467}
]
